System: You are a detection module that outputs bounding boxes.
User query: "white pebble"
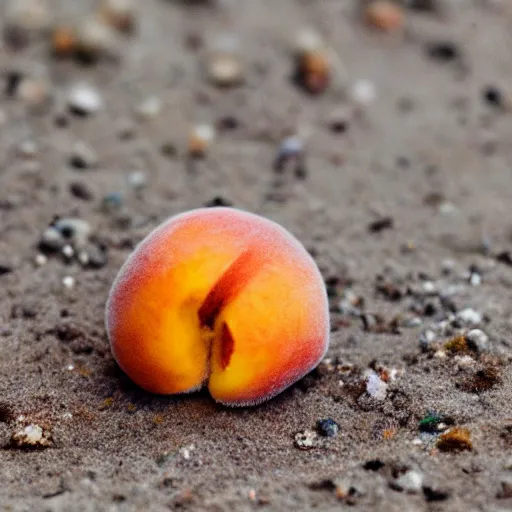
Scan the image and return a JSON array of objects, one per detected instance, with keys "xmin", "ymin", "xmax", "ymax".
[
  {"xmin": 68, "ymin": 83, "xmax": 104, "ymax": 115},
  {"xmin": 62, "ymin": 244, "xmax": 74, "ymax": 259},
  {"xmin": 128, "ymin": 171, "xmax": 147, "ymax": 190},
  {"xmin": 395, "ymin": 470, "xmax": 424, "ymax": 493},
  {"xmin": 454, "ymin": 355, "xmax": 475, "ymax": 369},
  {"xmin": 11, "ymin": 423, "xmax": 51, "ymax": 447},
  {"xmin": 465, "ymin": 329, "xmax": 489, "ymax": 352},
  {"xmin": 179, "ymin": 444, "xmax": 194, "ymax": 460},
  {"xmin": 207, "ymin": 53, "xmax": 244, "ymax": 87},
  {"xmin": 35, "ymin": 253, "xmax": 47, "ymax": 266},
  {"xmin": 469, "ymin": 272, "xmax": 481, "ymax": 286},
  {"xmin": 62, "ymin": 276, "xmax": 75, "ymax": 289},
  {"xmin": 366, "ymin": 371, "xmax": 387, "ymax": 401},
  {"xmin": 292, "ymin": 28, "xmax": 325, "ymax": 54},
  {"xmin": 294, "ymin": 430, "xmax": 318, "ymax": 449},
  {"xmin": 457, "ymin": 308, "xmax": 482, "ymax": 326},
  {"xmin": 192, "ymin": 124, "xmax": 215, "ymax": 144},
  {"xmin": 135, "ymin": 96, "xmax": 162, "ymax": 121},
  {"xmin": 351, "ymin": 79, "xmax": 377, "ymax": 106}
]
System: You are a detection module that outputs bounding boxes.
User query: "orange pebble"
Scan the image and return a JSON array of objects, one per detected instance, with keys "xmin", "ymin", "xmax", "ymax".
[
  {"xmin": 51, "ymin": 26, "xmax": 77, "ymax": 57},
  {"xmin": 106, "ymin": 208, "xmax": 330, "ymax": 406},
  {"xmin": 365, "ymin": 1, "xmax": 405, "ymax": 32},
  {"xmin": 297, "ymin": 50, "xmax": 330, "ymax": 95}
]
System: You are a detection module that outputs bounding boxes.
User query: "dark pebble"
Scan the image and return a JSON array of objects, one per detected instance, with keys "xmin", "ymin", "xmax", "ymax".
[
  {"xmin": 0, "ymin": 264, "xmax": 13, "ymax": 276},
  {"xmin": 216, "ymin": 115, "xmax": 240, "ymax": 131},
  {"xmin": 364, "ymin": 459, "xmax": 385, "ymax": 471},
  {"xmin": 294, "ymin": 163, "xmax": 308, "ymax": 180},
  {"xmin": 423, "ymin": 486, "xmax": 450, "ymax": 502},
  {"xmin": 316, "ymin": 418, "xmax": 339, "ymax": 438},
  {"xmin": 329, "ymin": 120, "xmax": 349, "ymax": 134},
  {"xmin": 483, "ymin": 86, "xmax": 503, "ymax": 109},
  {"xmin": 70, "ymin": 182, "xmax": 94, "ymax": 201},
  {"xmin": 160, "ymin": 142, "xmax": 178, "ymax": 158},
  {"xmin": 54, "ymin": 115, "xmax": 69, "ymax": 128},
  {"xmin": 368, "ymin": 217, "xmax": 394, "ymax": 233},
  {"xmin": 83, "ymin": 244, "xmax": 108, "ymax": 269},
  {"xmin": 496, "ymin": 251, "xmax": 512, "ymax": 266},
  {"xmin": 5, "ymin": 71, "xmax": 23, "ymax": 96},
  {"xmin": 407, "ymin": 0, "xmax": 440, "ymax": 12},
  {"xmin": 427, "ymin": 41, "xmax": 460, "ymax": 62},
  {"xmin": 205, "ymin": 196, "xmax": 233, "ymax": 207}
]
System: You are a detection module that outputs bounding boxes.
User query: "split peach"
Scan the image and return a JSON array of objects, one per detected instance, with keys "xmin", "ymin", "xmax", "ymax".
[{"xmin": 106, "ymin": 207, "xmax": 329, "ymax": 406}]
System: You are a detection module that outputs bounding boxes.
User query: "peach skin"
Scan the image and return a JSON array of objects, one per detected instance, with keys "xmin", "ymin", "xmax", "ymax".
[{"xmin": 105, "ymin": 207, "xmax": 330, "ymax": 406}]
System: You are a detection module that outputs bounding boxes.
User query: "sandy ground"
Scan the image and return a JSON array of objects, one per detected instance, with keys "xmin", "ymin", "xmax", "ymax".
[{"xmin": 1, "ymin": 0, "xmax": 512, "ymax": 511}]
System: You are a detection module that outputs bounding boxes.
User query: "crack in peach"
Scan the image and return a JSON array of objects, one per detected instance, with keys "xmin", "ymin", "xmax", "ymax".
[{"xmin": 198, "ymin": 247, "xmax": 261, "ymax": 371}]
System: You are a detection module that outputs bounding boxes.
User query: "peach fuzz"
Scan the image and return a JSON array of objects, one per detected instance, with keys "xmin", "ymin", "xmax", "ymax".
[{"xmin": 105, "ymin": 207, "xmax": 330, "ymax": 406}]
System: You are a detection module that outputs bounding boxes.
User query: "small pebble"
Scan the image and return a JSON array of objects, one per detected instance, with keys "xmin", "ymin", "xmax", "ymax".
[
  {"xmin": 316, "ymin": 418, "xmax": 339, "ymax": 438},
  {"xmin": 292, "ymin": 28, "xmax": 325, "ymax": 54},
  {"xmin": 54, "ymin": 218, "xmax": 92, "ymax": 247},
  {"xmin": 179, "ymin": 444, "xmax": 194, "ymax": 460},
  {"xmin": 437, "ymin": 427, "xmax": 472, "ymax": 452},
  {"xmin": 127, "ymin": 171, "xmax": 147, "ymax": 191},
  {"xmin": 427, "ymin": 41, "xmax": 460, "ymax": 62},
  {"xmin": 135, "ymin": 96, "xmax": 162, "ymax": 121},
  {"xmin": 11, "ymin": 423, "xmax": 51, "ymax": 448},
  {"xmin": 70, "ymin": 181, "xmax": 94, "ymax": 201},
  {"xmin": 188, "ymin": 124, "xmax": 215, "ymax": 158},
  {"xmin": 98, "ymin": 0, "xmax": 136, "ymax": 34},
  {"xmin": 69, "ymin": 141, "xmax": 99, "ymax": 169},
  {"xmin": 294, "ymin": 430, "xmax": 318, "ymax": 450},
  {"xmin": 75, "ymin": 16, "xmax": 119, "ymax": 62},
  {"xmin": 62, "ymin": 276, "xmax": 75, "ymax": 289},
  {"xmin": 365, "ymin": 1, "xmax": 405, "ymax": 32},
  {"xmin": 368, "ymin": 216, "xmax": 393, "ymax": 233},
  {"xmin": 40, "ymin": 226, "xmax": 65, "ymax": 252},
  {"xmin": 101, "ymin": 192, "xmax": 123, "ymax": 212},
  {"xmin": 469, "ymin": 272, "xmax": 481, "ymax": 286},
  {"xmin": 79, "ymin": 244, "xmax": 108, "ymax": 269},
  {"xmin": 17, "ymin": 77, "xmax": 52, "ymax": 108},
  {"xmin": 497, "ymin": 475, "xmax": 512, "ymax": 499},
  {"xmin": 393, "ymin": 470, "xmax": 424, "ymax": 493},
  {"xmin": 273, "ymin": 136, "xmax": 305, "ymax": 173},
  {"xmin": 456, "ymin": 308, "xmax": 482, "ymax": 326},
  {"xmin": 291, "ymin": 29, "xmax": 330, "ymax": 95},
  {"xmin": 483, "ymin": 86, "xmax": 504, "ymax": 109},
  {"xmin": 465, "ymin": 329, "xmax": 489, "ymax": 353},
  {"xmin": 35, "ymin": 253, "xmax": 47, "ymax": 266},
  {"xmin": 455, "ymin": 355, "xmax": 475, "ymax": 369},
  {"xmin": 68, "ymin": 83, "xmax": 104, "ymax": 116},
  {"xmin": 366, "ymin": 371, "xmax": 387, "ymax": 401},
  {"xmin": 206, "ymin": 53, "xmax": 244, "ymax": 87},
  {"xmin": 51, "ymin": 25, "xmax": 77, "ymax": 58},
  {"xmin": 351, "ymin": 79, "xmax": 377, "ymax": 106},
  {"xmin": 17, "ymin": 140, "xmax": 38, "ymax": 158},
  {"xmin": 62, "ymin": 245, "xmax": 74, "ymax": 259}
]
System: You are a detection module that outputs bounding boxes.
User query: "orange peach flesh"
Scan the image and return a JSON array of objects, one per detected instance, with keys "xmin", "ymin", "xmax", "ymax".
[{"xmin": 106, "ymin": 208, "xmax": 329, "ymax": 406}]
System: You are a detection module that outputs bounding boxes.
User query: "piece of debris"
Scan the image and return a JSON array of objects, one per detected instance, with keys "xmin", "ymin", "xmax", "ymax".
[
  {"xmin": 10, "ymin": 423, "xmax": 52, "ymax": 449},
  {"xmin": 294, "ymin": 430, "xmax": 318, "ymax": 449},
  {"xmin": 436, "ymin": 427, "xmax": 472, "ymax": 452},
  {"xmin": 316, "ymin": 418, "xmax": 339, "ymax": 438}
]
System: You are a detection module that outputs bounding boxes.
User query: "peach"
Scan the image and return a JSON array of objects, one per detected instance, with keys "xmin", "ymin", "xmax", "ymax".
[{"xmin": 105, "ymin": 207, "xmax": 329, "ymax": 406}]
